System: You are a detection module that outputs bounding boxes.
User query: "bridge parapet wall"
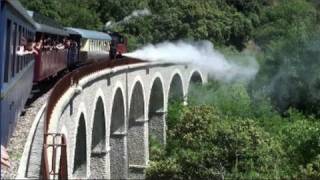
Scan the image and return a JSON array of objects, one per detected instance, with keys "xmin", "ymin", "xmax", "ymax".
[{"xmin": 45, "ymin": 60, "xmax": 208, "ymax": 179}]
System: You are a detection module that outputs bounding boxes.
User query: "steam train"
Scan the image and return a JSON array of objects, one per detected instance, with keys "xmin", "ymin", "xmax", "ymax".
[{"xmin": 0, "ymin": 0, "xmax": 127, "ymax": 145}]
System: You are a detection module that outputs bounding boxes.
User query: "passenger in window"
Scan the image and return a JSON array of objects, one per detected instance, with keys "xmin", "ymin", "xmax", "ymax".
[
  {"xmin": 16, "ymin": 36, "xmax": 27, "ymax": 55},
  {"xmin": 34, "ymin": 39, "xmax": 43, "ymax": 54},
  {"xmin": 64, "ymin": 39, "xmax": 71, "ymax": 49},
  {"xmin": 43, "ymin": 37, "xmax": 52, "ymax": 50},
  {"xmin": 55, "ymin": 39, "xmax": 65, "ymax": 50},
  {"xmin": 16, "ymin": 38, "xmax": 39, "ymax": 56},
  {"xmin": 71, "ymin": 40, "xmax": 78, "ymax": 48}
]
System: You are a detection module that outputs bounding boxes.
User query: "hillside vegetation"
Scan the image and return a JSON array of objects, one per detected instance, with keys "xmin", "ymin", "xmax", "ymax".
[
  {"xmin": 147, "ymin": 82, "xmax": 320, "ymax": 179},
  {"xmin": 21, "ymin": 0, "xmax": 320, "ymax": 178}
]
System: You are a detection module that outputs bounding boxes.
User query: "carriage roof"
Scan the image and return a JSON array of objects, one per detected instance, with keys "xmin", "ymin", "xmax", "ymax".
[
  {"xmin": 66, "ymin": 27, "xmax": 112, "ymax": 41},
  {"xmin": 27, "ymin": 11, "xmax": 69, "ymax": 36},
  {"xmin": 4, "ymin": 0, "xmax": 37, "ymax": 28}
]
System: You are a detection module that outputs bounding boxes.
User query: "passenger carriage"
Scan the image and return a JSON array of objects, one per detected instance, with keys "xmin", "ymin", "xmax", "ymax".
[
  {"xmin": 0, "ymin": 0, "xmax": 37, "ymax": 145},
  {"xmin": 28, "ymin": 11, "xmax": 69, "ymax": 82},
  {"xmin": 66, "ymin": 27, "xmax": 112, "ymax": 63}
]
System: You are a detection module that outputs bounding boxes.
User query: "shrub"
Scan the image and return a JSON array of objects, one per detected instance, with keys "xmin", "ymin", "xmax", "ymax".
[{"xmin": 147, "ymin": 105, "xmax": 283, "ymax": 179}]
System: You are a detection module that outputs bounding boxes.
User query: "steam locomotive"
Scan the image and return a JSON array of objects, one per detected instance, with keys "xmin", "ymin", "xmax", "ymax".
[{"xmin": 0, "ymin": 0, "xmax": 127, "ymax": 145}]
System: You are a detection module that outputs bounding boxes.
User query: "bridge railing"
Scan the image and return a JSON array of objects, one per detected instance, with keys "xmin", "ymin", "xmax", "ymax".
[{"xmin": 42, "ymin": 58, "xmax": 143, "ymax": 179}]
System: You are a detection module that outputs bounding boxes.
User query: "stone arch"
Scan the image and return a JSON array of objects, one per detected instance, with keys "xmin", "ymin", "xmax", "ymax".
[
  {"xmin": 90, "ymin": 97, "xmax": 107, "ymax": 179},
  {"xmin": 187, "ymin": 70, "xmax": 204, "ymax": 97},
  {"xmin": 148, "ymin": 77, "xmax": 165, "ymax": 146},
  {"xmin": 128, "ymin": 80, "xmax": 146, "ymax": 177},
  {"xmin": 189, "ymin": 71, "xmax": 203, "ymax": 85},
  {"xmin": 110, "ymin": 88, "xmax": 127, "ymax": 179},
  {"xmin": 168, "ymin": 73, "xmax": 184, "ymax": 103},
  {"xmin": 73, "ymin": 113, "xmax": 87, "ymax": 178}
]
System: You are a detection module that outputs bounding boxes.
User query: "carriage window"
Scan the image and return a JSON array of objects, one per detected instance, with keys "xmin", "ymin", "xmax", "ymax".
[
  {"xmin": 22, "ymin": 27, "xmax": 25, "ymax": 69},
  {"xmin": 119, "ymin": 36, "xmax": 124, "ymax": 43},
  {"xmin": 26, "ymin": 31, "xmax": 30, "ymax": 64},
  {"xmin": 23, "ymin": 29, "xmax": 27, "ymax": 66},
  {"xmin": 92, "ymin": 40, "xmax": 94, "ymax": 51},
  {"xmin": 4, "ymin": 20, "xmax": 12, "ymax": 82},
  {"xmin": 17, "ymin": 26, "xmax": 22, "ymax": 73},
  {"xmin": 11, "ymin": 23, "xmax": 17, "ymax": 78}
]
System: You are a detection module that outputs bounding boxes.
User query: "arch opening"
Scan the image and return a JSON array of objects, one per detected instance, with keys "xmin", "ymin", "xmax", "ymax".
[
  {"xmin": 128, "ymin": 82, "xmax": 146, "ymax": 167},
  {"xmin": 168, "ymin": 74, "xmax": 184, "ymax": 103},
  {"xmin": 110, "ymin": 88, "xmax": 126, "ymax": 179},
  {"xmin": 73, "ymin": 113, "xmax": 87, "ymax": 178},
  {"xmin": 188, "ymin": 71, "xmax": 203, "ymax": 98},
  {"xmin": 190, "ymin": 71, "xmax": 203, "ymax": 85},
  {"xmin": 90, "ymin": 97, "xmax": 107, "ymax": 178},
  {"xmin": 148, "ymin": 78, "xmax": 165, "ymax": 154}
]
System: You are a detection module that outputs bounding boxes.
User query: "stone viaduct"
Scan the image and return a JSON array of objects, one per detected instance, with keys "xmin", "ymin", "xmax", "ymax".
[{"xmin": 21, "ymin": 60, "xmax": 208, "ymax": 179}]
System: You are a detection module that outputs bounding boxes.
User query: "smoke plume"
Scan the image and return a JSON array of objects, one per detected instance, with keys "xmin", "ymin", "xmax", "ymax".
[
  {"xmin": 124, "ymin": 41, "xmax": 259, "ymax": 82},
  {"xmin": 105, "ymin": 8, "xmax": 151, "ymax": 28}
]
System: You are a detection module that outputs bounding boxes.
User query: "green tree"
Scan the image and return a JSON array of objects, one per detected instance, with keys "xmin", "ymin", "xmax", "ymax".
[
  {"xmin": 20, "ymin": 0, "xmax": 102, "ymax": 29},
  {"xmin": 147, "ymin": 105, "xmax": 283, "ymax": 179}
]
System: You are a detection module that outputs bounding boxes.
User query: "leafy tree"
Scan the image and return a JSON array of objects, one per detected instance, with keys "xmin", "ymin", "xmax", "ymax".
[
  {"xmin": 147, "ymin": 105, "xmax": 283, "ymax": 179},
  {"xmin": 252, "ymin": 32, "xmax": 320, "ymax": 116},
  {"xmin": 254, "ymin": 0, "xmax": 317, "ymax": 48},
  {"xmin": 20, "ymin": 0, "xmax": 102, "ymax": 29},
  {"xmin": 148, "ymin": 82, "xmax": 320, "ymax": 179}
]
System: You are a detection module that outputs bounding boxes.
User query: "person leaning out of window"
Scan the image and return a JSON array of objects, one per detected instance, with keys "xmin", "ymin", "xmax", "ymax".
[{"xmin": 16, "ymin": 37, "xmax": 40, "ymax": 56}]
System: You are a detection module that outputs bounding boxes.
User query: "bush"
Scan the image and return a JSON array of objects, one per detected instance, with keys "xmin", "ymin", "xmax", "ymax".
[
  {"xmin": 298, "ymin": 155, "xmax": 320, "ymax": 179},
  {"xmin": 277, "ymin": 110, "xmax": 320, "ymax": 177},
  {"xmin": 148, "ymin": 81, "xmax": 320, "ymax": 179},
  {"xmin": 188, "ymin": 83, "xmax": 253, "ymax": 118},
  {"xmin": 147, "ymin": 105, "xmax": 283, "ymax": 179}
]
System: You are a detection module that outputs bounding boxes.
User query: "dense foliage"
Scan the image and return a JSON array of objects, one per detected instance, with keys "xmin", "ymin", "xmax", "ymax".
[
  {"xmin": 252, "ymin": 33, "xmax": 320, "ymax": 117},
  {"xmin": 20, "ymin": 0, "xmax": 102, "ymax": 29},
  {"xmin": 147, "ymin": 83, "xmax": 320, "ymax": 179},
  {"xmin": 250, "ymin": 0, "xmax": 320, "ymax": 116},
  {"xmin": 21, "ymin": 0, "xmax": 266, "ymax": 49}
]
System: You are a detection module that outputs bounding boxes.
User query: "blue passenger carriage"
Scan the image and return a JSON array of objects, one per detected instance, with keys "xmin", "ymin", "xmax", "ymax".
[{"xmin": 0, "ymin": 0, "xmax": 36, "ymax": 145}]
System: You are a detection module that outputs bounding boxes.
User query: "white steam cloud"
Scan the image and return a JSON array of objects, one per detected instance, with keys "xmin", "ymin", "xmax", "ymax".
[
  {"xmin": 123, "ymin": 8, "xmax": 151, "ymax": 22},
  {"xmin": 124, "ymin": 41, "xmax": 259, "ymax": 82},
  {"xmin": 106, "ymin": 8, "xmax": 151, "ymax": 28}
]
